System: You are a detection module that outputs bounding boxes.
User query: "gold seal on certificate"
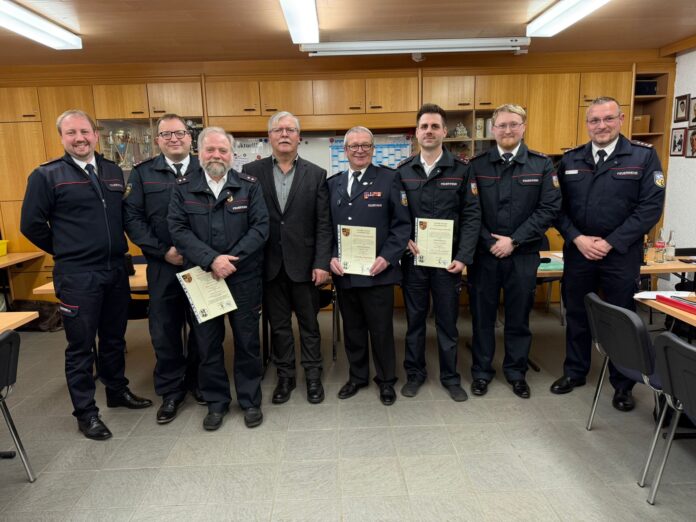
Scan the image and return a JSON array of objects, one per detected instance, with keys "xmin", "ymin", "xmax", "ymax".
[
  {"xmin": 176, "ymin": 266, "xmax": 237, "ymax": 324},
  {"xmin": 414, "ymin": 217, "xmax": 454, "ymax": 268},
  {"xmin": 338, "ymin": 224, "xmax": 376, "ymax": 276}
]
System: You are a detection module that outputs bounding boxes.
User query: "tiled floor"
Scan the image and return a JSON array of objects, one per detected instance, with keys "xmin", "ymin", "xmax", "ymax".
[{"xmin": 1, "ymin": 306, "xmax": 695, "ymax": 521}]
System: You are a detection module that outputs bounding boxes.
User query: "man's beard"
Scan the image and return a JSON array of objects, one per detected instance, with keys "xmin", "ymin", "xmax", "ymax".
[{"xmin": 204, "ymin": 160, "xmax": 228, "ymax": 178}]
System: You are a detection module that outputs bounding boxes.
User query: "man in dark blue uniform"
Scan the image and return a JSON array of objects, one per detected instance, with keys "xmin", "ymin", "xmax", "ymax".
[
  {"xmin": 168, "ymin": 127, "xmax": 269, "ymax": 430},
  {"xmin": 467, "ymin": 104, "xmax": 561, "ymax": 398},
  {"xmin": 124, "ymin": 114, "xmax": 201, "ymax": 424},
  {"xmin": 398, "ymin": 104, "xmax": 481, "ymax": 401},
  {"xmin": 328, "ymin": 126, "xmax": 411, "ymax": 405},
  {"xmin": 552, "ymin": 97, "xmax": 665, "ymax": 411},
  {"xmin": 21, "ymin": 109, "xmax": 152, "ymax": 441}
]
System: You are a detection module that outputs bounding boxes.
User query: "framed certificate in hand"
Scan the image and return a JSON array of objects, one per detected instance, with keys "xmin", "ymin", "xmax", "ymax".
[
  {"xmin": 177, "ymin": 266, "xmax": 237, "ymax": 324},
  {"xmin": 414, "ymin": 217, "xmax": 454, "ymax": 268},
  {"xmin": 338, "ymin": 225, "xmax": 376, "ymax": 276}
]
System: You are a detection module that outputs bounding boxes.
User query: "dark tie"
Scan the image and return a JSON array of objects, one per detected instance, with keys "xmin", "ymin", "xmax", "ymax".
[
  {"xmin": 502, "ymin": 152, "xmax": 513, "ymax": 164},
  {"xmin": 596, "ymin": 149, "xmax": 607, "ymax": 169},
  {"xmin": 85, "ymin": 164, "xmax": 103, "ymax": 198},
  {"xmin": 349, "ymin": 171, "xmax": 361, "ymax": 197},
  {"xmin": 173, "ymin": 163, "xmax": 184, "ymax": 177}
]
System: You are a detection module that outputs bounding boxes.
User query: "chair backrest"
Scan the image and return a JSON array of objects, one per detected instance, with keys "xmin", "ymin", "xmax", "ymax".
[
  {"xmin": 584, "ymin": 292, "xmax": 655, "ymax": 375},
  {"xmin": 0, "ymin": 330, "xmax": 20, "ymax": 392},
  {"xmin": 655, "ymin": 332, "xmax": 696, "ymax": 421}
]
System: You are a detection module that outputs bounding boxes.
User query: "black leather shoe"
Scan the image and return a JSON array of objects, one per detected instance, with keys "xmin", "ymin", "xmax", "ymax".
[
  {"xmin": 191, "ymin": 389, "xmax": 206, "ymax": 406},
  {"xmin": 307, "ymin": 379, "xmax": 325, "ymax": 404},
  {"xmin": 78, "ymin": 416, "xmax": 112, "ymax": 440},
  {"xmin": 510, "ymin": 380, "xmax": 531, "ymax": 399},
  {"xmin": 203, "ymin": 411, "xmax": 227, "ymax": 431},
  {"xmin": 156, "ymin": 399, "xmax": 183, "ymax": 424},
  {"xmin": 400, "ymin": 378, "xmax": 423, "ymax": 398},
  {"xmin": 106, "ymin": 389, "xmax": 153, "ymax": 409},
  {"xmin": 550, "ymin": 376, "xmax": 586, "ymax": 395},
  {"xmin": 338, "ymin": 381, "xmax": 367, "ymax": 400},
  {"xmin": 244, "ymin": 407, "xmax": 263, "ymax": 428},
  {"xmin": 446, "ymin": 384, "xmax": 469, "ymax": 402},
  {"xmin": 471, "ymin": 379, "xmax": 489, "ymax": 396},
  {"xmin": 272, "ymin": 377, "xmax": 296, "ymax": 404},
  {"xmin": 379, "ymin": 384, "xmax": 396, "ymax": 406},
  {"xmin": 612, "ymin": 389, "xmax": 635, "ymax": 412}
]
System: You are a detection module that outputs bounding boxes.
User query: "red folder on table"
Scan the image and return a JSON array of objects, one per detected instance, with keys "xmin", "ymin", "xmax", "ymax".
[{"xmin": 656, "ymin": 295, "xmax": 696, "ymax": 315}]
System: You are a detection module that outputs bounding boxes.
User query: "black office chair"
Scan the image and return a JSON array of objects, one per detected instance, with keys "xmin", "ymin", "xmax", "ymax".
[
  {"xmin": 536, "ymin": 235, "xmax": 564, "ymax": 325},
  {"xmin": 0, "ymin": 330, "xmax": 36, "ymax": 482},
  {"xmin": 583, "ymin": 292, "xmax": 660, "ymax": 431},
  {"xmin": 640, "ymin": 332, "xmax": 696, "ymax": 505}
]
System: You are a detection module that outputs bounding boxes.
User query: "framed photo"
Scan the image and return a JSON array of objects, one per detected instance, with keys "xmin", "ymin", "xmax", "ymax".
[
  {"xmin": 687, "ymin": 127, "xmax": 696, "ymax": 158},
  {"xmin": 674, "ymin": 94, "xmax": 689, "ymax": 123},
  {"xmin": 690, "ymin": 97, "xmax": 696, "ymax": 125},
  {"xmin": 670, "ymin": 128, "xmax": 686, "ymax": 156}
]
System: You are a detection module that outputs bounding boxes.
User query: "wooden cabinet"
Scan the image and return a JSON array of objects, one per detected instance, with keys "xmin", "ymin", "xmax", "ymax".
[
  {"xmin": 526, "ymin": 73, "xmax": 580, "ymax": 154},
  {"xmin": 147, "ymin": 82, "xmax": 203, "ymax": 117},
  {"xmin": 313, "ymin": 79, "xmax": 365, "ymax": 115},
  {"xmin": 579, "ymin": 71, "xmax": 633, "ymax": 106},
  {"xmin": 0, "ymin": 87, "xmax": 41, "ymax": 122},
  {"xmin": 366, "ymin": 77, "xmax": 418, "ymax": 113},
  {"xmin": 9, "ymin": 271, "xmax": 57, "ymax": 303},
  {"xmin": 260, "ymin": 80, "xmax": 313, "ymax": 116},
  {"xmin": 475, "ymin": 74, "xmax": 528, "ymax": 109},
  {"xmin": 0, "ymin": 201, "xmax": 39, "ymax": 252},
  {"xmin": 206, "ymin": 81, "xmax": 260, "ymax": 116},
  {"xmin": 93, "ymin": 84, "xmax": 149, "ymax": 119},
  {"xmin": 38, "ymin": 86, "xmax": 96, "ymax": 159},
  {"xmin": 576, "ymin": 105, "xmax": 631, "ymax": 147},
  {"xmin": 0, "ymin": 122, "xmax": 46, "ymax": 201},
  {"xmin": 422, "ymin": 75, "xmax": 474, "ymax": 111}
]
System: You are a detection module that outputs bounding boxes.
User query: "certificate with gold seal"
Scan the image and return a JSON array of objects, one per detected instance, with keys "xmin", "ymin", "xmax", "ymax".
[
  {"xmin": 176, "ymin": 266, "xmax": 237, "ymax": 324},
  {"xmin": 414, "ymin": 217, "xmax": 454, "ymax": 268},
  {"xmin": 338, "ymin": 224, "xmax": 376, "ymax": 276}
]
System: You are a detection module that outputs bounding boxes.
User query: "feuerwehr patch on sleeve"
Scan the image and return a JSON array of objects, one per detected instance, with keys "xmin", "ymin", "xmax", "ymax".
[
  {"xmin": 653, "ymin": 171, "xmax": 665, "ymax": 188},
  {"xmin": 400, "ymin": 191, "xmax": 408, "ymax": 206},
  {"xmin": 552, "ymin": 174, "xmax": 560, "ymax": 189},
  {"xmin": 123, "ymin": 183, "xmax": 132, "ymax": 199},
  {"xmin": 470, "ymin": 181, "xmax": 478, "ymax": 196}
]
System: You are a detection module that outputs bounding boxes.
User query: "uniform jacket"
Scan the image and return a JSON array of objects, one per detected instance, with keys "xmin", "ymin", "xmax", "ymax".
[
  {"xmin": 168, "ymin": 167, "xmax": 269, "ymax": 283},
  {"xmin": 20, "ymin": 153, "xmax": 128, "ymax": 274},
  {"xmin": 555, "ymin": 134, "xmax": 665, "ymax": 254},
  {"xmin": 123, "ymin": 153, "xmax": 200, "ymax": 261},
  {"xmin": 327, "ymin": 164, "xmax": 411, "ymax": 289},
  {"xmin": 467, "ymin": 143, "xmax": 561, "ymax": 255},
  {"xmin": 243, "ymin": 156, "xmax": 332, "ymax": 282},
  {"xmin": 398, "ymin": 147, "xmax": 481, "ymax": 265}
]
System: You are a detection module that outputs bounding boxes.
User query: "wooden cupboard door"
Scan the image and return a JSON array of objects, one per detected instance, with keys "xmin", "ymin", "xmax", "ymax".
[
  {"xmin": 93, "ymin": 84, "xmax": 149, "ymax": 119},
  {"xmin": 0, "ymin": 122, "xmax": 46, "ymax": 201},
  {"xmin": 423, "ymin": 76, "xmax": 474, "ymax": 111},
  {"xmin": 313, "ymin": 79, "xmax": 365, "ymax": 115},
  {"xmin": 38, "ymin": 85, "xmax": 96, "ymax": 159},
  {"xmin": 576, "ymin": 105, "xmax": 631, "ymax": 146},
  {"xmin": 0, "ymin": 87, "xmax": 41, "ymax": 122},
  {"xmin": 260, "ymin": 81, "xmax": 313, "ymax": 116},
  {"xmin": 9, "ymin": 271, "xmax": 58, "ymax": 302},
  {"xmin": 206, "ymin": 81, "xmax": 260, "ymax": 116},
  {"xmin": 366, "ymin": 77, "xmax": 418, "ymax": 113},
  {"xmin": 475, "ymin": 74, "xmax": 528, "ymax": 109},
  {"xmin": 579, "ymin": 71, "xmax": 633, "ymax": 106},
  {"xmin": 525, "ymin": 73, "xmax": 580, "ymax": 154},
  {"xmin": 147, "ymin": 82, "xmax": 203, "ymax": 117}
]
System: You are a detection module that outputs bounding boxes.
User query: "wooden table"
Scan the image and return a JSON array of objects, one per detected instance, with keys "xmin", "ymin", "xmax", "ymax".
[
  {"xmin": 636, "ymin": 298, "xmax": 696, "ymax": 328},
  {"xmin": 534, "ymin": 252, "xmax": 696, "ymax": 279},
  {"xmin": 32, "ymin": 264, "xmax": 148, "ymax": 295},
  {"xmin": 0, "ymin": 311, "xmax": 39, "ymax": 332},
  {"xmin": 0, "ymin": 252, "xmax": 44, "ymax": 269}
]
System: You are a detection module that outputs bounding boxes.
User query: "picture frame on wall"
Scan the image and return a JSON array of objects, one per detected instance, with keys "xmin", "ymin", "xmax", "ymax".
[
  {"xmin": 690, "ymin": 97, "xmax": 696, "ymax": 125},
  {"xmin": 687, "ymin": 127, "xmax": 696, "ymax": 158},
  {"xmin": 674, "ymin": 94, "xmax": 689, "ymax": 123},
  {"xmin": 670, "ymin": 128, "xmax": 686, "ymax": 156}
]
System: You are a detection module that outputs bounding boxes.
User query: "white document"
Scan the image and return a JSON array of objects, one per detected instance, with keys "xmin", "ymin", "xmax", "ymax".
[
  {"xmin": 338, "ymin": 225, "xmax": 376, "ymax": 276},
  {"xmin": 634, "ymin": 291, "xmax": 694, "ymax": 300},
  {"xmin": 176, "ymin": 266, "xmax": 237, "ymax": 323},
  {"xmin": 414, "ymin": 217, "xmax": 454, "ymax": 268}
]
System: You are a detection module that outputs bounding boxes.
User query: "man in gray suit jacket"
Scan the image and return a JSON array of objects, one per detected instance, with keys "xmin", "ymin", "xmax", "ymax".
[{"xmin": 242, "ymin": 112, "xmax": 332, "ymax": 404}]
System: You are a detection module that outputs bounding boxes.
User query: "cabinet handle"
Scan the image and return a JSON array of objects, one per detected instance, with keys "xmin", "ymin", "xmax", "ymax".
[
  {"xmin": 243, "ymin": 108, "xmax": 256, "ymax": 112},
  {"xmin": 22, "ymin": 113, "xmax": 36, "ymax": 117},
  {"xmin": 457, "ymin": 102, "xmax": 470, "ymax": 106},
  {"xmin": 583, "ymin": 98, "xmax": 593, "ymax": 102},
  {"xmin": 370, "ymin": 105, "xmax": 383, "ymax": 109},
  {"xmin": 152, "ymin": 109, "xmax": 166, "ymax": 114},
  {"xmin": 479, "ymin": 101, "xmax": 492, "ymax": 106},
  {"xmin": 131, "ymin": 111, "xmax": 145, "ymax": 115},
  {"xmin": 266, "ymin": 108, "xmax": 277, "ymax": 112},
  {"xmin": 348, "ymin": 106, "xmax": 362, "ymax": 110}
]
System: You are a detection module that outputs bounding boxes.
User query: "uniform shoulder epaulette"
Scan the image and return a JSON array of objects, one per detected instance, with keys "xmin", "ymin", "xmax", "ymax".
[
  {"xmin": 469, "ymin": 150, "xmax": 487, "ymax": 161},
  {"xmin": 379, "ymin": 164, "xmax": 397, "ymax": 171},
  {"xmin": 100, "ymin": 156, "xmax": 117, "ymax": 165},
  {"xmin": 239, "ymin": 172, "xmax": 258, "ymax": 183},
  {"xmin": 631, "ymin": 139, "xmax": 653, "ymax": 148},
  {"xmin": 327, "ymin": 172, "xmax": 341, "ymax": 183},
  {"xmin": 527, "ymin": 149, "xmax": 548, "ymax": 158},
  {"xmin": 563, "ymin": 143, "xmax": 584, "ymax": 154},
  {"xmin": 397, "ymin": 155, "xmax": 416, "ymax": 168},
  {"xmin": 454, "ymin": 156, "xmax": 470, "ymax": 165},
  {"xmin": 132, "ymin": 157, "xmax": 155, "ymax": 168},
  {"xmin": 175, "ymin": 175, "xmax": 190, "ymax": 185},
  {"xmin": 40, "ymin": 157, "xmax": 62, "ymax": 166}
]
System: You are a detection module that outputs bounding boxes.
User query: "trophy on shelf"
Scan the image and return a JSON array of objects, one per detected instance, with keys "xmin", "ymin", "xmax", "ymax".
[
  {"xmin": 140, "ymin": 131, "xmax": 153, "ymax": 161},
  {"xmin": 112, "ymin": 129, "xmax": 133, "ymax": 169},
  {"xmin": 454, "ymin": 122, "xmax": 469, "ymax": 139}
]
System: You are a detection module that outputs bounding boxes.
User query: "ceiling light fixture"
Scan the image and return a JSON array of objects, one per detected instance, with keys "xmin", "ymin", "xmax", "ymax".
[
  {"xmin": 0, "ymin": 0, "xmax": 81, "ymax": 50},
  {"xmin": 279, "ymin": 0, "xmax": 319, "ymax": 44},
  {"xmin": 526, "ymin": 0, "xmax": 612, "ymax": 37},
  {"xmin": 301, "ymin": 37, "xmax": 530, "ymax": 57}
]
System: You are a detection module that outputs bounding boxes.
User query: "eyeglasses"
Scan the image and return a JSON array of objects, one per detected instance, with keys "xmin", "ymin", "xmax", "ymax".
[
  {"xmin": 270, "ymin": 127, "xmax": 299, "ymax": 135},
  {"xmin": 586, "ymin": 115, "xmax": 621, "ymax": 126},
  {"xmin": 492, "ymin": 122, "xmax": 524, "ymax": 130},
  {"xmin": 158, "ymin": 130, "xmax": 189, "ymax": 140},
  {"xmin": 345, "ymin": 143, "xmax": 374, "ymax": 152}
]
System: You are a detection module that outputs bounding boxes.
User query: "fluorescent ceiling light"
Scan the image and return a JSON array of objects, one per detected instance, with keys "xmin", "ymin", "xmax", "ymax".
[
  {"xmin": 527, "ymin": 0, "xmax": 612, "ymax": 37},
  {"xmin": 301, "ymin": 38, "xmax": 530, "ymax": 57},
  {"xmin": 0, "ymin": 0, "xmax": 81, "ymax": 49},
  {"xmin": 279, "ymin": 0, "xmax": 319, "ymax": 44}
]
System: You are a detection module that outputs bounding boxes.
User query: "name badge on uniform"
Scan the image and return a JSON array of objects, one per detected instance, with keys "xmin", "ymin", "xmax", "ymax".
[{"xmin": 565, "ymin": 169, "xmax": 580, "ymax": 175}]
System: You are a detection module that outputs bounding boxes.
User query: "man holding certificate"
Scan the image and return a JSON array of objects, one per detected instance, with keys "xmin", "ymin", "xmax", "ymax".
[
  {"xmin": 398, "ymin": 103, "xmax": 481, "ymax": 402},
  {"xmin": 327, "ymin": 126, "xmax": 411, "ymax": 405},
  {"xmin": 466, "ymin": 104, "xmax": 561, "ymax": 399},
  {"xmin": 168, "ymin": 127, "xmax": 269, "ymax": 430}
]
